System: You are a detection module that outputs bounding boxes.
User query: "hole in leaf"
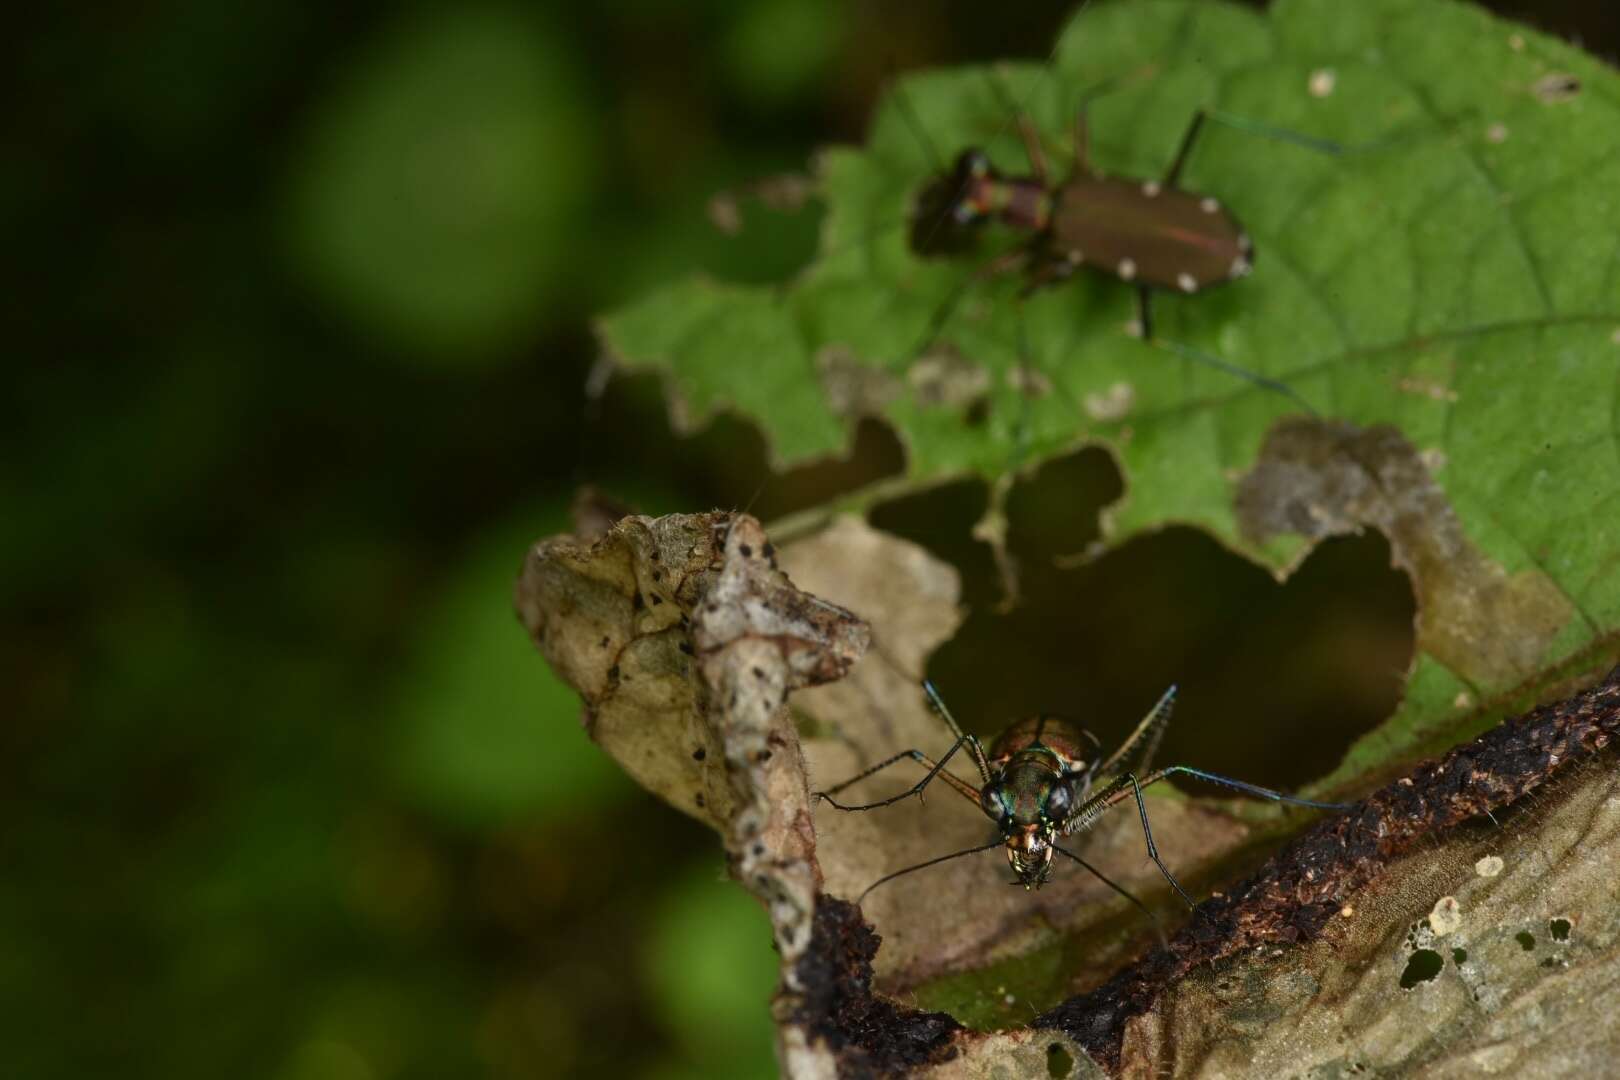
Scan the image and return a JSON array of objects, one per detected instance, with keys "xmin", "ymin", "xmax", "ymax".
[
  {"xmin": 1400, "ymin": 948, "xmax": 1444, "ymax": 989},
  {"xmin": 1005, "ymin": 446, "xmax": 1124, "ymax": 562},
  {"xmin": 1047, "ymin": 1042, "xmax": 1074, "ymax": 1078},
  {"xmin": 586, "ymin": 372, "xmax": 905, "ymax": 520},
  {"xmin": 1452, "ymin": 947, "xmax": 1468, "ymax": 965},
  {"xmin": 929, "ymin": 527, "xmax": 1414, "ymax": 793},
  {"xmin": 869, "ymin": 478, "xmax": 1001, "ymax": 609},
  {"xmin": 1516, "ymin": 930, "xmax": 1536, "ymax": 951},
  {"xmin": 1550, "ymin": 918, "xmax": 1571, "ymax": 942}
]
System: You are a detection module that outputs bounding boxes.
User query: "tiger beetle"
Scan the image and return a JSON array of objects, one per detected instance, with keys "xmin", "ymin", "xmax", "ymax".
[
  {"xmin": 815, "ymin": 681, "xmax": 1350, "ymax": 913},
  {"xmin": 897, "ymin": 74, "xmax": 1343, "ymax": 412}
]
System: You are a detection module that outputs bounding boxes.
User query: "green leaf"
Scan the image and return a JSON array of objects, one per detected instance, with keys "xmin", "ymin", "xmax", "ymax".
[
  {"xmin": 286, "ymin": 7, "xmax": 594, "ymax": 360},
  {"xmin": 394, "ymin": 507, "xmax": 631, "ymax": 827},
  {"xmin": 600, "ymin": 0, "xmax": 1620, "ymax": 779}
]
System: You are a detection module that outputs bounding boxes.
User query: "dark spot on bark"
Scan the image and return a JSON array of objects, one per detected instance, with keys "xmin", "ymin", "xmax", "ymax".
[
  {"xmin": 753, "ymin": 667, "xmax": 766, "ymax": 679},
  {"xmin": 790, "ymin": 896, "xmax": 960, "ymax": 1075},
  {"xmin": 740, "ymin": 543, "xmax": 753, "ymax": 558},
  {"xmin": 632, "ymin": 593, "xmax": 645, "ymax": 611},
  {"xmin": 599, "ymin": 636, "xmax": 610, "ymax": 648},
  {"xmin": 1399, "ymin": 949, "xmax": 1443, "ymax": 989},
  {"xmin": 693, "ymin": 748, "xmax": 707, "ymax": 761},
  {"xmin": 607, "ymin": 664, "xmax": 620, "ymax": 682},
  {"xmin": 679, "ymin": 641, "xmax": 694, "ymax": 655},
  {"xmin": 694, "ymin": 793, "xmax": 706, "ymax": 808},
  {"xmin": 651, "ymin": 594, "xmax": 663, "ymax": 605}
]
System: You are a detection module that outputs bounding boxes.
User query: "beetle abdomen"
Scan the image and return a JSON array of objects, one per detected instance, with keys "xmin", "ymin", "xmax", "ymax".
[
  {"xmin": 988, "ymin": 716, "xmax": 1092, "ymax": 766},
  {"xmin": 1052, "ymin": 178, "xmax": 1252, "ymax": 293}
]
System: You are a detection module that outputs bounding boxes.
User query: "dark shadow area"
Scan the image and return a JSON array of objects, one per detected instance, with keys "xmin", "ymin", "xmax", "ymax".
[
  {"xmin": 868, "ymin": 479, "xmax": 1002, "ymax": 610},
  {"xmin": 584, "ymin": 371, "xmax": 906, "ymax": 523},
  {"xmin": 930, "ymin": 524, "xmax": 1417, "ymax": 795},
  {"xmin": 1005, "ymin": 446, "xmax": 1126, "ymax": 560}
]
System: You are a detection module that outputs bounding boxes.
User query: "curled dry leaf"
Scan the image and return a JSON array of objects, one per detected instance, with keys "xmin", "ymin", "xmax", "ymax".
[{"xmin": 514, "ymin": 511, "xmax": 867, "ymax": 987}]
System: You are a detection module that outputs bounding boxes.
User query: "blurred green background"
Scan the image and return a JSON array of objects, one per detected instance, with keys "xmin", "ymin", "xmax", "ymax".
[{"xmin": 6, "ymin": 2, "xmax": 1615, "ymax": 1078}]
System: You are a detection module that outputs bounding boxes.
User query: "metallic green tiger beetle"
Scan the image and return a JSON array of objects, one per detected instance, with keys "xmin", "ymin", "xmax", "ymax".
[{"xmin": 816, "ymin": 681, "xmax": 1349, "ymax": 910}]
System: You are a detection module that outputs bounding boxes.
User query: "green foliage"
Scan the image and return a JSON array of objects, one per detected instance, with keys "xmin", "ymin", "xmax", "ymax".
[
  {"xmin": 393, "ymin": 507, "xmax": 631, "ymax": 827},
  {"xmin": 643, "ymin": 867, "xmax": 780, "ymax": 1080},
  {"xmin": 286, "ymin": 6, "xmax": 595, "ymax": 360},
  {"xmin": 603, "ymin": 0, "xmax": 1620, "ymax": 778}
]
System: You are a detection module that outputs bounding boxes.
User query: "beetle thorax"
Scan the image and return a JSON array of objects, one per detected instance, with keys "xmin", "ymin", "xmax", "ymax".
[{"xmin": 997, "ymin": 753, "xmax": 1063, "ymax": 827}]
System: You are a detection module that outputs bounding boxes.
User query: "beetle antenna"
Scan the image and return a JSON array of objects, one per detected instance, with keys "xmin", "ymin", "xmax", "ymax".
[
  {"xmin": 1153, "ymin": 338, "xmax": 1319, "ymax": 416},
  {"xmin": 855, "ymin": 840, "xmax": 1002, "ymax": 904},
  {"xmin": 889, "ymin": 75, "xmax": 944, "ymax": 174},
  {"xmin": 1053, "ymin": 844, "xmax": 1167, "ymax": 947}
]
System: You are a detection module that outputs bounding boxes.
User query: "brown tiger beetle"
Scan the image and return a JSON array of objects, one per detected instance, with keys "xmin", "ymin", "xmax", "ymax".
[
  {"xmin": 899, "ymin": 76, "xmax": 1345, "ymax": 413},
  {"xmin": 815, "ymin": 681, "xmax": 1349, "ymax": 916}
]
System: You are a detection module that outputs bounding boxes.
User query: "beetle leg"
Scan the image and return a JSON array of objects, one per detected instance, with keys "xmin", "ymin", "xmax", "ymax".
[
  {"xmin": 1072, "ymin": 103, "xmax": 1093, "ymax": 177},
  {"xmin": 1162, "ymin": 108, "xmax": 1209, "ymax": 188},
  {"xmin": 1015, "ymin": 114, "xmax": 1050, "ymax": 184},
  {"xmin": 1134, "ymin": 285, "xmax": 1154, "ymax": 340}
]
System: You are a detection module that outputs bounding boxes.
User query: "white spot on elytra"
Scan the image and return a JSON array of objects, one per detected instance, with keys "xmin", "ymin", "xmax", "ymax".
[
  {"xmin": 1117, "ymin": 257, "xmax": 1138, "ymax": 281},
  {"xmin": 1475, "ymin": 855, "xmax": 1504, "ymax": 878},
  {"xmin": 1142, "ymin": 180, "xmax": 1161, "ymax": 197},
  {"xmin": 1238, "ymin": 233, "xmax": 1252, "ymax": 253},
  {"xmin": 1308, "ymin": 68, "xmax": 1336, "ymax": 98},
  {"xmin": 1230, "ymin": 255, "xmax": 1251, "ymax": 279},
  {"xmin": 1487, "ymin": 122, "xmax": 1509, "ymax": 144},
  {"xmin": 1084, "ymin": 380, "xmax": 1136, "ymax": 422},
  {"xmin": 1429, "ymin": 896, "xmax": 1462, "ymax": 936},
  {"xmin": 1200, "ymin": 196, "xmax": 1219, "ymax": 214},
  {"xmin": 1176, "ymin": 272, "xmax": 1198, "ymax": 293}
]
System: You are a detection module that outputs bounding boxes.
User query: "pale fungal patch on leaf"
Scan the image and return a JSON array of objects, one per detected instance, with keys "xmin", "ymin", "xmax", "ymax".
[
  {"xmin": 1532, "ymin": 72, "xmax": 1581, "ymax": 103},
  {"xmin": 1476, "ymin": 855, "xmax": 1505, "ymax": 877},
  {"xmin": 909, "ymin": 346, "xmax": 993, "ymax": 409},
  {"xmin": 1429, "ymin": 896, "xmax": 1463, "ymax": 936},
  {"xmin": 1509, "ymin": 32, "xmax": 1525, "ymax": 51},
  {"xmin": 1397, "ymin": 376, "xmax": 1460, "ymax": 403},
  {"xmin": 1235, "ymin": 419, "xmax": 1576, "ymax": 688},
  {"xmin": 1083, "ymin": 381, "xmax": 1136, "ymax": 422},
  {"xmin": 1308, "ymin": 68, "xmax": 1336, "ymax": 98},
  {"xmin": 1005, "ymin": 365, "xmax": 1053, "ymax": 398},
  {"xmin": 1454, "ymin": 690, "xmax": 1474, "ymax": 709},
  {"xmin": 1487, "ymin": 122, "xmax": 1509, "ymax": 144},
  {"xmin": 816, "ymin": 344, "xmax": 902, "ymax": 418}
]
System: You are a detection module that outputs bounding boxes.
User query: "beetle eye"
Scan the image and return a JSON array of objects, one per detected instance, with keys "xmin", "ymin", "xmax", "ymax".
[
  {"xmin": 980, "ymin": 785, "xmax": 1008, "ymax": 820},
  {"xmin": 1045, "ymin": 784, "xmax": 1073, "ymax": 821}
]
